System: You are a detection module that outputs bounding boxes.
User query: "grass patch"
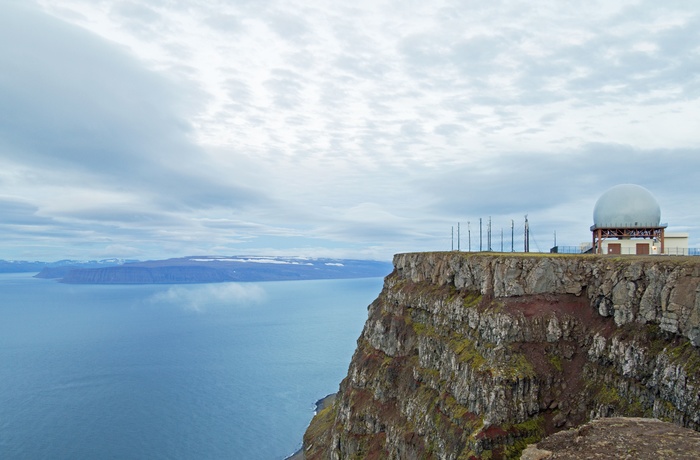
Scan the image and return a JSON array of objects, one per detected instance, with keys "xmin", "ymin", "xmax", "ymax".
[
  {"xmin": 595, "ymin": 383, "xmax": 652, "ymax": 418},
  {"xmin": 502, "ymin": 416, "xmax": 545, "ymax": 459},
  {"xmin": 303, "ymin": 400, "xmax": 338, "ymax": 446},
  {"xmin": 493, "ymin": 352, "xmax": 535, "ymax": 380},
  {"xmin": 449, "ymin": 333, "xmax": 487, "ymax": 369},
  {"xmin": 548, "ymin": 354, "xmax": 563, "ymax": 372}
]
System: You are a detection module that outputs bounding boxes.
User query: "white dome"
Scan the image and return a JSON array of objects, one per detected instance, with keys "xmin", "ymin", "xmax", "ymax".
[{"xmin": 593, "ymin": 184, "xmax": 661, "ymax": 228}]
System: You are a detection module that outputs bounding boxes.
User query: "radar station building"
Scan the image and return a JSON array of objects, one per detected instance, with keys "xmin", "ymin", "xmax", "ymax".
[{"xmin": 591, "ymin": 184, "xmax": 688, "ymax": 255}]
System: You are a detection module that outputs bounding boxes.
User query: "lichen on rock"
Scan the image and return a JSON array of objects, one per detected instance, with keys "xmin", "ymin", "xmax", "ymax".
[{"xmin": 303, "ymin": 252, "xmax": 700, "ymax": 459}]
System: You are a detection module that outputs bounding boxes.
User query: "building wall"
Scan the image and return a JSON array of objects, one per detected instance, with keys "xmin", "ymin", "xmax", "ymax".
[
  {"xmin": 598, "ymin": 233, "xmax": 689, "ymax": 255},
  {"xmin": 665, "ymin": 233, "xmax": 689, "ymax": 255}
]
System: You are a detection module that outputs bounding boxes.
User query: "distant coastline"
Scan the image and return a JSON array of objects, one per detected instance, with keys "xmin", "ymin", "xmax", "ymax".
[
  {"xmin": 286, "ymin": 393, "xmax": 337, "ymax": 460},
  {"xmin": 28, "ymin": 256, "xmax": 393, "ymax": 284}
]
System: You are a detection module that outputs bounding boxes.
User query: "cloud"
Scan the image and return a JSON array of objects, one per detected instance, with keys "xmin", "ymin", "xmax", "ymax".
[
  {"xmin": 148, "ymin": 282, "xmax": 267, "ymax": 312},
  {"xmin": 0, "ymin": 0, "xmax": 698, "ymax": 260},
  {"xmin": 0, "ymin": 6, "xmax": 186, "ymax": 171},
  {"xmin": 0, "ymin": 3, "xmax": 271, "ymax": 253}
]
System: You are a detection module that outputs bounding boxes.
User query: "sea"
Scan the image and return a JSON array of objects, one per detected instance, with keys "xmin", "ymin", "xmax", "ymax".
[{"xmin": 0, "ymin": 273, "xmax": 384, "ymax": 460}]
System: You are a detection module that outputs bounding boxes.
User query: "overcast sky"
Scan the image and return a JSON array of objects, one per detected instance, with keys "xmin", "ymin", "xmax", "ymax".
[{"xmin": 1, "ymin": 0, "xmax": 698, "ymax": 261}]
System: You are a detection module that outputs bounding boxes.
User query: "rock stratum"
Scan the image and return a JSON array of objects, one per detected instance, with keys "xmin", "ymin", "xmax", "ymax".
[{"xmin": 302, "ymin": 252, "xmax": 700, "ymax": 459}]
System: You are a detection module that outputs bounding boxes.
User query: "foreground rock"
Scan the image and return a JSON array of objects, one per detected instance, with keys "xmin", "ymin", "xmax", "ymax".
[
  {"xmin": 302, "ymin": 252, "xmax": 700, "ymax": 459},
  {"xmin": 521, "ymin": 417, "xmax": 700, "ymax": 459}
]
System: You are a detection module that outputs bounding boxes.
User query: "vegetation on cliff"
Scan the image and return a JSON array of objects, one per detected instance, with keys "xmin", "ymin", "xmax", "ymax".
[{"xmin": 303, "ymin": 253, "xmax": 700, "ymax": 459}]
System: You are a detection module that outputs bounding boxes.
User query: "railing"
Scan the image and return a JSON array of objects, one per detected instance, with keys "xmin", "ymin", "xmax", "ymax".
[
  {"xmin": 550, "ymin": 246, "xmax": 700, "ymax": 256},
  {"xmin": 550, "ymin": 245, "xmax": 593, "ymax": 254},
  {"xmin": 664, "ymin": 247, "xmax": 700, "ymax": 256}
]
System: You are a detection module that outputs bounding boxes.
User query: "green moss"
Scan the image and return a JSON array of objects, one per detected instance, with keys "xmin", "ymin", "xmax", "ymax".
[
  {"xmin": 462, "ymin": 291, "xmax": 482, "ymax": 308},
  {"xmin": 584, "ymin": 323, "xmax": 697, "ymax": 422},
  {"xmin": 448, "ymin": 333, "xmax": 487, "ymax": 369},
  {"xmin": 457, "ymin": 451, "xmax": 476, "ymax": 460},
  {"xmin": 304, "ymin": 400, "xmax": 338, "ymax": 445},
  {"xmin": 658, "ymin": 400, "xmax": 678, "ymax": 423},
  {"xmin": 665, "ymin": 339, "xmax": 700, "ymax": 378},
  {"xmin": 594, "ymin": 383, "xmax": 652, "ymax": 418},
  {"xmin": 509, "ymin": 416, "xmax": 545, "ymax": 434},
  {"xmin": 548, "ymin": 354, "xmax": 563, "ymax": 372},
  {"xmin": 494, "ymin": 352, "xmax": 536, "ymax": 380},
  {"xmin": 597, "ymin": 383, "xmax": 622, "ymax": 406},
  {"xmin": 633, "ymin": 323, "xmax": 699, "ymax": 382},
  {"xmin": 504, "ymin": 436, "xmax": 539, "ymax": 458},
  {"xmin": 502, "ymin": 416, "xmax": 545, "ymax": 459},
  {"xmin": 443, "ymin": 394, "xmax": 470, "ymax": 420},
  {"xmin": 412, "ymin": 320, "xmax": 428, "ymax": 335}
]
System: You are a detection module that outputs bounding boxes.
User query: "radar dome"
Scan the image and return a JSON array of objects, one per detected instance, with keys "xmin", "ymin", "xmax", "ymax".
[{"xmin": 593, "ymin": 184, "xmax": 661, "ymax": 228}]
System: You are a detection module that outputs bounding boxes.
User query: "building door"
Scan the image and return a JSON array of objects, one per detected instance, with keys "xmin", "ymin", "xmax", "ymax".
[
  {"xmin": 608, "ymin": 243, "xmax": 621, "ymax": 254},
  {"xmin": 636, "ymin": 243, "xmax": 650, "ymax": 255}
]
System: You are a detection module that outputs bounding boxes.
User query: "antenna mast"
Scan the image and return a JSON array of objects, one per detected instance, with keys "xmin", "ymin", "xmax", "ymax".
[
  {"xmin": 479, "ymin": 218, "xmax": 483, "ymax": 252},
  {"xmin": 487, "ymin": 216, "xmax": 492, "ymax": 251},
  {"xmin": 457, "ymin": 222, "xmax": 461, "ymax": 251},
  {"xmin": 468, "ymin": 221, "xmax": 471, "ymax": 252},
  {"xmin": 524, "ymin": 215, "xmax": 530, "ymax": 253}
]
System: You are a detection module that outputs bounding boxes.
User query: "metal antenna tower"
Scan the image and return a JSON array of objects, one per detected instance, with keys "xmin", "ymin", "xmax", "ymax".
[
  {"xmin": 524, "ymin": 215, "xmax": 530, "ymax": 253},
  {"xmin": 487, "ymin": 216, "xmax": 492, "ymax": 251},
  {"xmin": 468, "ymin": 221, "xmax": 471, "ymax": 252},
  {"xmin": 479, "ymin": 218, "xmax": 482, "ymax": 251},
  {"xmin": 457, "ymin": 222, "xmax": 461, "ymax": 251}
]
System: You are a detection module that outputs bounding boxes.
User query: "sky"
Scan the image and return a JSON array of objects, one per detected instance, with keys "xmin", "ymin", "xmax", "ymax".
[{"xmin": 1, "ymin": 0, "xmax": 699, "ymax": 262}]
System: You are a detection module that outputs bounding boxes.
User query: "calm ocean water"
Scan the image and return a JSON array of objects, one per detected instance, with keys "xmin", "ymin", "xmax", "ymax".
[{"xmin": 0, "ymin": 273, "xmax": 383, "ymax": 459}]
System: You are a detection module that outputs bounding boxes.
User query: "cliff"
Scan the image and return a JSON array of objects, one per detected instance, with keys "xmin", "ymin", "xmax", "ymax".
[{"xmin": 302, "ymin": 252, "xmax": 700, "ymax": 459}]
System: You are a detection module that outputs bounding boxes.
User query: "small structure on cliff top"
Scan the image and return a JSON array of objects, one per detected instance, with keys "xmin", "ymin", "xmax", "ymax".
[{"xmin": 591, "ymin": 184, "xmax": 670, "ymax": 255}]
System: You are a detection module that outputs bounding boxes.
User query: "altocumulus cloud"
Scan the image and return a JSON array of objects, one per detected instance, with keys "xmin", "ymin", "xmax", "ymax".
[
  {"xmin": 1, "ymin": 0, "xmax": 699, "ymax": 260},
  {"xmin": 0, "ymin": 2, "xmax": 269, "ymax": 259}
]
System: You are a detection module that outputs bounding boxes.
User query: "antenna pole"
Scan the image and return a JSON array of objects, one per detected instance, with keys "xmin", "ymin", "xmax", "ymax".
[
  {"xmin": 457, "ymin": 222, "xmax": 461, "ymax": 251},
  {"xmin": 468, "ymin": 221, "xmax": 471, "ymax": 252},
  {"xmin": 487, "ymin": 216, "xmax": 492, "ymax": 251},
  {"xmin": 524, "ymin": 215, "xmax": 530, "ymax": 253},
  {"xmin": 479, "ymin": 218, "xmax": 483, "ymax": 252},
  {"xmin": 511, "ymin": 219, "xmax": 514, "ymax": 252}
]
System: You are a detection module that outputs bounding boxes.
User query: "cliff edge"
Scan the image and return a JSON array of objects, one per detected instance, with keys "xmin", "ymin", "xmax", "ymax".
[{"xmin": 302, "ymin": 252, "xmax": 700, "ymax": 459}]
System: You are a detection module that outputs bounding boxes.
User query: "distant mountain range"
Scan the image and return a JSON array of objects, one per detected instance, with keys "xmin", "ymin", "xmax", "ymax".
[
  {"xmin": 8, "ymin": 256, "xmax": 393, "ymax": 284},
  {"xmin": 0, "ymin": 258, "xmax": 135, "ymax": 274}
]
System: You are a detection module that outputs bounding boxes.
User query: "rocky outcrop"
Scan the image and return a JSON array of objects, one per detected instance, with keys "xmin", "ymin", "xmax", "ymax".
[
  {"xmin": 302, "ymin": 252, "xmax": 700, "ymax": 459},
  {"xmin": 521, "ymin": 417, "xmax": 700, "ymax": 459}
]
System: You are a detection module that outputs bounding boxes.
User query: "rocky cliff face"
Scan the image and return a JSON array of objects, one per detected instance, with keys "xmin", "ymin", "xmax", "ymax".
[{"xmin": 302, "ymin": 252, "xmax": 700, "ymax": 459}]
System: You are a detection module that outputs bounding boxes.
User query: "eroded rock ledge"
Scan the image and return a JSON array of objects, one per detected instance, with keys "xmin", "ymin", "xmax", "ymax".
[
  {"xmin": 303, "ymin": 252, "xmax": 700, "ymax": 459},
  {"xmin": 521, "ymin": 417, "xmax": 700, "ymax": 460}
]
